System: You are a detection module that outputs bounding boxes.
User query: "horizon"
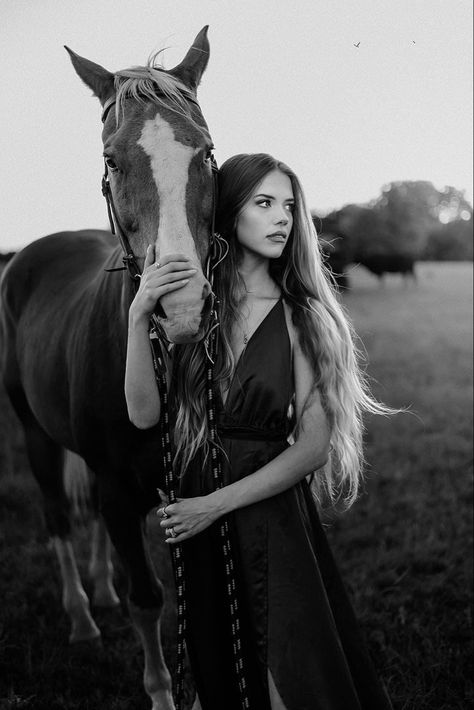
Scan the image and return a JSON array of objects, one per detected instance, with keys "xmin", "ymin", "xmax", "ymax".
[{"xmin": 1, "ymin": 0, "xmax": 472, "ymax": 250}]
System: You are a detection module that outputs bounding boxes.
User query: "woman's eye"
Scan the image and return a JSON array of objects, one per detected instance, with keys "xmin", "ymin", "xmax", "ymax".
[
  {"xmin": 257, "ymin": 200, "xmax": 271, "ymax": 207},
  {"xmin": 104, "ymin": 155, "xmax": 119, "ymax": 172}
]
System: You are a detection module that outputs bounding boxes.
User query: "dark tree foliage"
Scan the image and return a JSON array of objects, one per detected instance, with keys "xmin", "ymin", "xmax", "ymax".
[
  {"xmin": 424, "ymin": 216, "xmax": 473, "ymax": 261},
  {"xmin": 314, "ymin": 182, "xmax": 473, "ymax": 265}
]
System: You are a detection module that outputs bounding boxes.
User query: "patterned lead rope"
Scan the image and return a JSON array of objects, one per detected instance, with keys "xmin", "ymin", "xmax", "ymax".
[
  {"xmin": 206, "ymin": 325, "xmax": 250, "ymax": 709},
  {"xmin": 149, "ymin": 329, "xmax": 187, "ymax": 706},
  {"xmin": 149, "ymin": 321, "xmax": 250, "ymax": 710}
]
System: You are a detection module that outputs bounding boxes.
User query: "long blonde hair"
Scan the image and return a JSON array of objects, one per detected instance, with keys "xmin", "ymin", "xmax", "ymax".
[{"xmin": 173, "ymin": 153, "xmax": 391, "ymax": 506}]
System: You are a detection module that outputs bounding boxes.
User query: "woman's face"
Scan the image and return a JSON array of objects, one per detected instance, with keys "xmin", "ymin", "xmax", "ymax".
[{"xmin": 236, "ymin": 170, "xmax": 294, "ymax": 260}]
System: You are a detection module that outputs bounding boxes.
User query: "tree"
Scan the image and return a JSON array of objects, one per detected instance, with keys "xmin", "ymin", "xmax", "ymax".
[
  {"xmin": 314, "ymin": 182, "xmax": 473, "ymax": 264},
  {"xmin": 424, "ymin": 216, "xmax": 473, "ymax": 261}
]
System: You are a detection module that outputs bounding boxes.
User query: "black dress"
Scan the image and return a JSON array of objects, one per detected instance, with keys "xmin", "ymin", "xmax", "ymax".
[{"xmin": 180, "ymin": 299, "xmax": 392, "ymax": 710}]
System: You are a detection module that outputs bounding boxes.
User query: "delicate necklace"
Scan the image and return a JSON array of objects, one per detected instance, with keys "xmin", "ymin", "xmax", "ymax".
[{"xmin": 240, "ymin": 293, "xmax": 279, "ymax": 345}]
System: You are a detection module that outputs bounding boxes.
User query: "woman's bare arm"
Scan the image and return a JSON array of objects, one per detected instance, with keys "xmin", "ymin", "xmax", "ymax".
[
  {"xmin": 124, "ymin": 247, "xmax": 196, "ymax": 429},
  {"xmin": 210, "ymin": 334, "xmax": 330, "ymax": 515},
  {"xmin": 159, "ymin": 330, "xmax": 331, "ymax": 543}
]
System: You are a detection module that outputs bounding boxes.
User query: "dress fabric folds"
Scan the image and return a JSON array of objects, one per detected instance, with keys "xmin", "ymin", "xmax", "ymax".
[{"xmin": 179, "ymin": 299, "xmax": 392, "ymax": 710}]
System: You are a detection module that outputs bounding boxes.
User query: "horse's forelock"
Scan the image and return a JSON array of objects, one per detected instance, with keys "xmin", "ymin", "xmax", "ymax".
[{"xmin": 113, "ymin": 64, "xmax": 201, "ymax": 129}]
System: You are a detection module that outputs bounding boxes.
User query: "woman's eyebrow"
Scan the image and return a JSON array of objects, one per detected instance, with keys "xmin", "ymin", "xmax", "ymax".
[{"xmin": 254, "ymin": 193, "xmax": 295, "ymax": 202}]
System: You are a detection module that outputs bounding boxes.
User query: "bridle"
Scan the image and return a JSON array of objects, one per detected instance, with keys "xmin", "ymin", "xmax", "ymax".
[
  {"xmin": 100, "ymin": 95, "xmax": 222, "ymax": 291},
  {"xmin": 100, "ymin": 99, "xmax": 225, "ymax": 346}
]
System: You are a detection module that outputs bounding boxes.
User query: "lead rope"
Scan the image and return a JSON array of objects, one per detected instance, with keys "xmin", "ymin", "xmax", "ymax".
[
  {"xmin": 149, "ymin": 327, "xmax": 187, "ymax": 705},
  {"xmin": 150, "ymin": 228, "xmax": 250, "ymax": 708},
  {"xmin": 205, "ymin": 324, "xmax": 251, "ymax": 709}
]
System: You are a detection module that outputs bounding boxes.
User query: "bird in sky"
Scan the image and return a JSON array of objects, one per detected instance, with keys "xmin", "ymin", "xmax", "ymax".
[{"xmin": 353, "ymin": 41, "xmax": 361, "ymax": 48}]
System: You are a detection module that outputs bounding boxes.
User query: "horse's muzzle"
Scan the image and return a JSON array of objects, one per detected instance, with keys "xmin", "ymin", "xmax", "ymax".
[{"xmin": 155, "ymin": 275, "xmax": 213, "ymax": 344}]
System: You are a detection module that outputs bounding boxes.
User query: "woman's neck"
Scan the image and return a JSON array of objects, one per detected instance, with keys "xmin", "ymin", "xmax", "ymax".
[{"xmin": 238, "ymin": 252, "xmax": 277, "ymax": 298}]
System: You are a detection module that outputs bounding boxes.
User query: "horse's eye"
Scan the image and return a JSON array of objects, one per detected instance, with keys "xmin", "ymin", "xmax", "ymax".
[{"xmin": 104, "ymin": 155, "xmax": 119, "ymax": 172}]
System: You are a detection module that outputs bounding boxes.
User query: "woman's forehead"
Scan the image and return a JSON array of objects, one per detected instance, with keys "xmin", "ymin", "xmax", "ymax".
[{"xmin": 252, "ymin": 170, "xmax": 294, "ymax": 199}]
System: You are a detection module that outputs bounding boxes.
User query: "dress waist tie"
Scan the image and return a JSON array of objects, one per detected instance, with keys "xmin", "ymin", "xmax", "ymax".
[{"xmin": 217, "ymin": 424, "xmax": 288, "ymax": 442}]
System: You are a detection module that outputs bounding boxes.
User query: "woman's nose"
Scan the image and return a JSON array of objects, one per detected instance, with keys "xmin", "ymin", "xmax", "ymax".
[{"xmin": 274, "ymin": 209, "xmax": 289, "ymax": 224}]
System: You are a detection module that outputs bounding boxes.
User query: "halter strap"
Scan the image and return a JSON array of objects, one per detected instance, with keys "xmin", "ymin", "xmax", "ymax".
[{"xmin": 101, "ymin": 161, "xmax": 141, "ymax": 282}]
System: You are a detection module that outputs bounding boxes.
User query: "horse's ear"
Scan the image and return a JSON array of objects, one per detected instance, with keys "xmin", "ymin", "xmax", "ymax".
[
  {"xmin": 169, "ymin": 26, "xmax": 210, "ymax": 92},
  {"xmin": 65, "ymin": 47, "xmax": 115, "ymax": 106}
]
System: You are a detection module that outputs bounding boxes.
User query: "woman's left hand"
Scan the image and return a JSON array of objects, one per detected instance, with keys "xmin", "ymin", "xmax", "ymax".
[{"xmin": 156, "ymin": 490, "xmax": 221, "ymax": 544}]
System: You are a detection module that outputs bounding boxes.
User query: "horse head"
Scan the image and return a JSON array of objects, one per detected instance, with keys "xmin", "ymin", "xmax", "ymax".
[{"xmin": 66, "ymin": 27, "xmax": 214, "ymax": 344}]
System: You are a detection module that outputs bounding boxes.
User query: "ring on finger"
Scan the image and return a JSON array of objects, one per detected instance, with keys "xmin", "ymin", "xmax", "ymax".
[{"xmin": 165, "ymin": 527, "xmax": 177, "ymax": 538}]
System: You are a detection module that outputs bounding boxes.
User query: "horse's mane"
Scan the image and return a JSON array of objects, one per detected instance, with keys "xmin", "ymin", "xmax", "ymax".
[{"xmin": 114, "ymin": 53, "xmax": 201, "ymax": 127}]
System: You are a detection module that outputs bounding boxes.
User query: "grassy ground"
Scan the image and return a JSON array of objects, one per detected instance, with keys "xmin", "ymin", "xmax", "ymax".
[{"xmin": 0, "ymin": 262, "xmax": 472, "ymax": 710}]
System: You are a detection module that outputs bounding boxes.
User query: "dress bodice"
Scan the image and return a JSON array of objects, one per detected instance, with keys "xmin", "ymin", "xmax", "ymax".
[{"xmin": 217, "ymin": 298, "xmax": 294, "ymax": 442}]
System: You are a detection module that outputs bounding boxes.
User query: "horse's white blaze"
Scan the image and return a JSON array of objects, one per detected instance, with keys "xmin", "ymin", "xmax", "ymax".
[{"xmin": 138, "ymin": 115, "xmax": 200, "ymax": 260}]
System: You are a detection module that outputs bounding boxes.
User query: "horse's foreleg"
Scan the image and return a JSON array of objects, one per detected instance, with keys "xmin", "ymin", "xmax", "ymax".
[
  {"xmin": 102, "ymin": 497, "xmax": 174, "ymax": 710},
  {"xmin": 52, "ymin": 536, "xmax": 101, "ymax": 643},
  {"xmin": 88, "ymin": 517, "xmax": 120, "ymax": 608},
  {"xmin": 129, "ymin": 605, "xmax": 175, "ymax": 710}
]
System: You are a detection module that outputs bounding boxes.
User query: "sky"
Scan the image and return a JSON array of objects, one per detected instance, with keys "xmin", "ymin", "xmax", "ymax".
[{"xmin": 1, "ymin": 0, "xmax": 472, "ymax": 250}]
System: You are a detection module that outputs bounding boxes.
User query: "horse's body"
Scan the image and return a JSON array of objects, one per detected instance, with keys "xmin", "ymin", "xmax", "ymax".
[
  {"xmin": 358, "ymin": 253, "xmax": 417, "ymax": 282},
  {"xmin": 0, "ymin": 28, "xmax": 214, "ymax": 710}
]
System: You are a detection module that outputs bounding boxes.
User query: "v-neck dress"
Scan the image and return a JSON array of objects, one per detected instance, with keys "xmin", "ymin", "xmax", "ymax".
[{"xmin": 179, "ymin": 299, "xmax": 392, "ymax": 710}]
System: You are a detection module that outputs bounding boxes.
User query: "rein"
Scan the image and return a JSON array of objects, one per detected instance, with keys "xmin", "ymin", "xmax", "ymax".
[
  {"xmin": 100, "ymin": 96, "xmax": 250, "ymax": 709},
  {"xmin": 101, "ymin": 163, "xmax": 142, "ymax": 282}
]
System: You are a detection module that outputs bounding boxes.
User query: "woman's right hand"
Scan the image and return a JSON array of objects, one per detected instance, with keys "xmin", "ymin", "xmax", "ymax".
[{"xmin": 129, "ymin": 245, "xmax": 197, "ymax": 322}]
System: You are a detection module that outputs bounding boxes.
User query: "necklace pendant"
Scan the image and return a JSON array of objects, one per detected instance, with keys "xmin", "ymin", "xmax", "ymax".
[{"xmin": 243, "ymin": 334, "xmax": 249, "ymax": 345}]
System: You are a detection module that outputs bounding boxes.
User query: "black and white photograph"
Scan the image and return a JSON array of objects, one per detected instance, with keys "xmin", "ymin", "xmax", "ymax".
[{"xmin": 0, "ymin": 2, "xmax": 472, "ymax": 709}]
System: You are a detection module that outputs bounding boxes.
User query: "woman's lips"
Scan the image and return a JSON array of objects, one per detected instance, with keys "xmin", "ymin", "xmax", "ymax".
[{"xmin": 267, "ymin": 235, "xmax": 286, "ymax": 243}]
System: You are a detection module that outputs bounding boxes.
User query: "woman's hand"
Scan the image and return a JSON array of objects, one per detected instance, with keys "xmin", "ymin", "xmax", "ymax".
[
  {"xmin": 156, "ymin": 490, "xmax": 222, "ymax": 544},
  {"xmin": 129, "ymin": 245, "xmax": 197, "ymax": 322}
]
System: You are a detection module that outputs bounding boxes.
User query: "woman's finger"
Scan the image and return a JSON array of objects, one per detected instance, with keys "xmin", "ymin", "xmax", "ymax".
[
  {"xmin": 165, "ymin": 531, "xmax": 189, "ymax": 544},
  {"xmin": 153, "ymin": 269, "xmax": 197, "ymax": 285},
  {"xmin": 154, "ymin": 261, "xmax": 197, "ymax": 277},
  {"xmin": 159, "ymin": 514, "xmax": 179, "ymax": 528},
  {"xmin": 170, "ymin": 523, "xmax": 187, "ymax": 535},
  {"xmin": 159, "ymin": 253, "xmax": 192, "ymax": 266},
  {"xmin": 155, "ymin": 279, "xmax": 190, "ymax": 297},
  {"xmin": 140, "ymin": 279, "xmax": 190, "ymax": 311},
  {"xmin": 143, "ymin": 243, "xmax": 155, "ymax": 270}
]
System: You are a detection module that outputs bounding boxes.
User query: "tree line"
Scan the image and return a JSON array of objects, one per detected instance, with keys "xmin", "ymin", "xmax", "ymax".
[{"xmin": 313, "ymin": 181, "xmax": 473, "ymax": 264}]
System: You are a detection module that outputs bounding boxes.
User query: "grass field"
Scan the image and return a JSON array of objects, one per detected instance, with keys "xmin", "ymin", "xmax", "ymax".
[{"xmin": 0, "ymin": 261, "xmax": 472, "ymax": 710}]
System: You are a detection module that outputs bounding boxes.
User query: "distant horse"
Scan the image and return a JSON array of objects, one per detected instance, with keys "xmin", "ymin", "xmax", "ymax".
[
  {"xmin": 0, "ymin": 27, "xmax": 214, "ymax": 710},
  {"xmin": 358, "ymin": 253, "xmax": 417, "ymax": 283}
]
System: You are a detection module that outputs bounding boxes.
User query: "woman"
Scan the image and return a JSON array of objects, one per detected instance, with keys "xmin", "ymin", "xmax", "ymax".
[{"xmin": 125, "ymin": 153, "xmax": 393, "ymax": 709}]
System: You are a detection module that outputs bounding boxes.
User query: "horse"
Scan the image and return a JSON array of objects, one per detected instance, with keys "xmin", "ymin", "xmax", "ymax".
[
  {"xmin": 0, "ymin": 26, "xmax": 215, "ymax": 710},
  {"xmin": 357, "ymin": 253, "xmax": 417, "ymax": 283}
]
